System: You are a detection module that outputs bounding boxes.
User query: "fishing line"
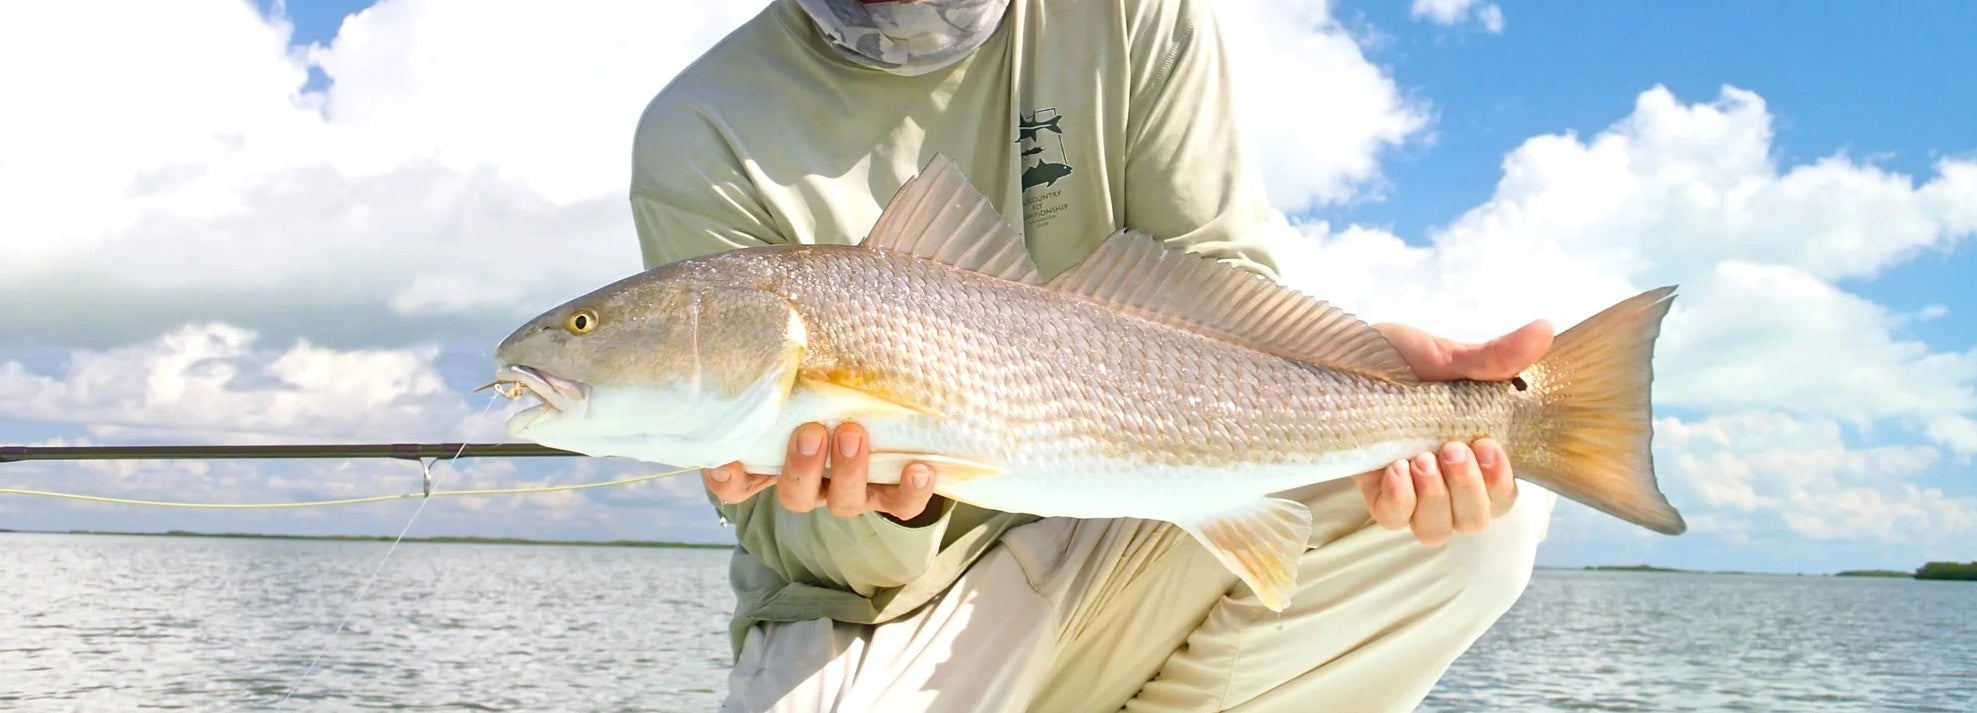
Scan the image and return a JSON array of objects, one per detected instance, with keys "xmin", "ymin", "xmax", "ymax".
[
  {"xmin": 271, "ymin": 395, "xmax": 482, "ymax": 706},
  {"xmin": 274, "ymin": 472, "xmax": 434, "ymax": 706}
]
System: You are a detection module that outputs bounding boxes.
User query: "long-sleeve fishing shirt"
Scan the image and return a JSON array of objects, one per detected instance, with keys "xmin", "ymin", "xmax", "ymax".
[{"xmin": 627, "ymin": 0, "xmax": 1279, "ymax": 656}]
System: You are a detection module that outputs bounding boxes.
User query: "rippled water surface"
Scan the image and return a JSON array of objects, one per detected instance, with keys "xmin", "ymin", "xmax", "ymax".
[
  {"xmin": 1, "ymin": 533, "xmax": 735, "ymax": 712},
  {"xmin": 1423, "ymin": 569, "xmax": 1977, "ymax": 712},
  {"xmin": 3, "ymin": 533, "xmax": 1973, "ymax": 712}
]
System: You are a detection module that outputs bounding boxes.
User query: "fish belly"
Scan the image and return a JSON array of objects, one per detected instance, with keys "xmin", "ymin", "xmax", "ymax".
[
  {"xmin": 721, "ymin": 356, "xmax": 1460, "ymax": 524},
  {"xmin": 931, "ymin": 438, "xmax": 1445, "ymax": 522}
]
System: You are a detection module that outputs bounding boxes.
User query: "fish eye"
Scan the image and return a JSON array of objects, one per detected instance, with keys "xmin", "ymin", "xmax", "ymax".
[{"xmin": 565, "ymin": 309, "xmax": 599, "ymax": 335}]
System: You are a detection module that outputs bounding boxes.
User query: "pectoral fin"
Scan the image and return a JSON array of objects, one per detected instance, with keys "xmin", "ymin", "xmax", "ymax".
[
  {"xmin": 1184, "ymin": 498, "xmax": 1314, "ymax": 612},
  {"xmin": 798, "ymin": 373, "xmax": 941, "ymax": 418}
]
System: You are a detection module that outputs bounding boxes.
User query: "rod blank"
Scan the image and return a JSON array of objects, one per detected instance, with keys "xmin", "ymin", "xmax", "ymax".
[{"xmin": 0, "ymin": 443, "xmax": 578, "ymax": 463}]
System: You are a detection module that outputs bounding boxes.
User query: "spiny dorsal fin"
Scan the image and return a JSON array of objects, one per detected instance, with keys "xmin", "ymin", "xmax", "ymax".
[
  {"xmin": 1046, "ymin": 229, "xmax": 1419, "ymax": 383},
  {"xmin": 859, "ymin": 155, "xmax": 1044, "ymax": 285}
]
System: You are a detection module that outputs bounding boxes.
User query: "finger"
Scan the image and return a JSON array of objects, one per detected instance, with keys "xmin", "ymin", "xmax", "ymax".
[
  {"xmin": 775, "ymin": 423, "xmax": 830, "ymax": 513},
  {"xmin": 1409, "ymin": 452, "xmax": 1453, "ymax": 547},
  {"xmin": 702, "ymin": 463, "xmax": 774, "ymax": 504},
  {"xmin": 1457, "ymin": 320, "xmax": 1555, "ymax": 381},
  {"xmin": 1440, "ymin": 442, "xmax": 1491, "ymax": 534},
  {"xmin": 1372, "ymin": 323, "xmax": 1451, "ymax": 380},
  {"xmin": 824, "ymin": 422, "xmax": 872, "ymax": 517},
  {"xmin": 1379, "ymin": 461, "xmax": 1417, "ymax": 529},
  {"xmin": 874, "ymin": 462, "xmax": 938, "ymax": 522},
  {"xmin": 1475, "ymin": 437, "xmax": 1519, "ymax": 517},
  {"xmin": 1352, "ymin": 469, "xmax": 1384, "ymax": 516},
  {"xmin": 1361, "ymin": 462, "xmax": 1413, "ymax": 530}
]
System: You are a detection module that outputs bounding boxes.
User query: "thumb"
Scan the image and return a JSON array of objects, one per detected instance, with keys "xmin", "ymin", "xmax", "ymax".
[{"xmin": 1449, "ymin": 319, "xmax": 1554, "ymax": 381}]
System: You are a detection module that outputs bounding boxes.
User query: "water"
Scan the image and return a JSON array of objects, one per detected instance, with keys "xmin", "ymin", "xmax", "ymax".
[
  {"xmin": 3, "ymin": 533, "xmax": 1973, "ymax": 712},
  {"xmin": 1424, "ymin": 570, "xmax": 1977, "ymax": 712},
  {"xmin": 0, "ymin": 533, "xmax": 735, "ymax": 712}
]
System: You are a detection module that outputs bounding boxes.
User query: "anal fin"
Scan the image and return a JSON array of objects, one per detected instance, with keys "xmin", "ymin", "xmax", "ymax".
[{"xmin": 1184, "ymin": 498, "xmax": 1314, "ymax": 612}]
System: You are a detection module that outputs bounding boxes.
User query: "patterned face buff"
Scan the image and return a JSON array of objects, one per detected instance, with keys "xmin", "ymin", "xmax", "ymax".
[{"xmin": 793, "ymin": 0, "xmax": 1011, "ymax": 76}]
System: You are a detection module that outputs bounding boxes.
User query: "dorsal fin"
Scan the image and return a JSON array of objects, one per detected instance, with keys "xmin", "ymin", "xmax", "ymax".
[
  {"xmin": 859, "ymin": 154, "xmax": 1044, "ymax": 284},
  {"xmin": 1046, "ymin": 229, "xmax": 1419, "ymax": 383}
]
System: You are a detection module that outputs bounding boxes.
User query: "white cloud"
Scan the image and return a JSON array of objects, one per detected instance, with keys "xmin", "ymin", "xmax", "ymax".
[
  {"xmin": 1928, "ymin": 416, "xmax": 1977, "ymax": 458},
  {"xmin": 1263, "ymin": 85, "xmax": 1977, "ymax": 455},
  {"xmin": 303, "ymin": 1, "xmax": 768, "ymax": 204},
  {"xmin": 1218, "ymin": 0, "xmax": 1433, "ymax": 210},
  {"xmin": 1531, "ymin": 410, "xmax": 1977, "ymax": 555},
  {"xmin": 1445, "ymin": 87, "xmax": 1977, "ymax": 285},
  {"xmin": 1409, "ymin": 0, "xmax": 1505, "ymax": 33},
  {"xmin": 1655, "ymin": 263, "xmax": 1977, "ymax": 437},
  {"xmin": 0, "ymin": 0, "xmax": 766, "ymax": 349},
  {"xmin": 0, "ymin": 0, "xmax": 1432, "ymax": 350},
  {"xmin": 0, "ymin": 324, "xmax": 505, "ymax": 443},
  {"xmin": 1655, "ymin": 412, "xmax": 1977, "ymax": 544}
]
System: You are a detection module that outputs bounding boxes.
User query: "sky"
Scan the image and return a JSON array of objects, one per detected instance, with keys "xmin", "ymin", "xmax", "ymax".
[{"xmin": 1, "ymin": 0, "xmax": 1973, "ymax": 574}]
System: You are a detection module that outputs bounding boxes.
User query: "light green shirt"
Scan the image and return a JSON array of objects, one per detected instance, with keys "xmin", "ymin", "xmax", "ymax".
[{"xmin": 628, "ymin": 0, "xmax": 1278, "ymax": 655}]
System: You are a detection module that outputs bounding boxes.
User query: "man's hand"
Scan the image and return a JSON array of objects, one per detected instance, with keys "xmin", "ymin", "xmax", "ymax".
[
  {"xmin": 1353, "ymin": 320, "xmax": 1555, "ymax": 547},
  {"xmin": 702, "ymin": 421, "xmax": 944, "ymax": 525}
]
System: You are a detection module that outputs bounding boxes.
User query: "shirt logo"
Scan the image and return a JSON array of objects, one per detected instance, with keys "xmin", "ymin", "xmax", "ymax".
[
  {"xmin": 1018, "ymin": 109, "xmax": 1073, "ymax": 190},
  {"xmin": 1019, "ymin": 107, "xmax": 1074, "ymax": 233}
]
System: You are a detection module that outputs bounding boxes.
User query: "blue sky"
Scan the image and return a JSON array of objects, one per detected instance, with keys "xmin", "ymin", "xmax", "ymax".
[
  {"xmin": 1, "ymin": 0, "xmax": 1973, "ymax": 574},
  {"xmin": 1333, "ymin": 1, "xmax": 1977, "ymax": 222},
  {"xmin": 1356, "ymin": 0, "xmax": 1977, "ymax": 350},
  {"xmin": 1330, "ymin": 1, "xmax": 1977, "ymax": 329},
  {"xmin": 1317, "ymin": 1, "xmax": 1977, "ymax": 575}
]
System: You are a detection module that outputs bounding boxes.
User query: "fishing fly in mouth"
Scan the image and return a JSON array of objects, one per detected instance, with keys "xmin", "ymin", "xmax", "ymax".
[
  {"xmin": 475, "ymin": 380, "xmax": 531, "ymax": 401},
  {"xmin": 475, "ymin": 365, "xmax": 588, "ymax": 413}
]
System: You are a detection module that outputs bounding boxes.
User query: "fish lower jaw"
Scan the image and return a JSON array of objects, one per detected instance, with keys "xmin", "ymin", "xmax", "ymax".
[
  {"xmin": 504, "ymin": 404, "xmax": 554, "ymax": 436},
  {"xmin": 501, "ymin": 389, "xmax": 795, "ymax": 471},
  {"xmin": 514, "ymin": 422, "xmax": 782, "ymax": 472}
]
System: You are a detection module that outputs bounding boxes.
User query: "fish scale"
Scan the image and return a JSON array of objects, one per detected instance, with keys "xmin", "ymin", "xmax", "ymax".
[
  {"xmin": 491, "ymin": 155, "xmax": 1687, "ymax": 611},
  {"xmin": 775, "ymin": 248, "xmax": 1442, "ymax": 472}
]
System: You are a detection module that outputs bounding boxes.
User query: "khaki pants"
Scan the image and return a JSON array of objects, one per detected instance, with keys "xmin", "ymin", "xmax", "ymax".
[{"xmin": 720, "ymin": 480, "xmax": 1558, "ymax": 713}]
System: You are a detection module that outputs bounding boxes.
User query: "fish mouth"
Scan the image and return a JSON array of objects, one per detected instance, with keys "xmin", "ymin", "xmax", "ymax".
[{"xmin": 477, "ymin": 365, "xmax": 591, "ymax": 416}]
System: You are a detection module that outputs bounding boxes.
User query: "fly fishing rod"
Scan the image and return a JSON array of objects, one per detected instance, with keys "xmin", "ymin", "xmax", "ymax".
[
  {"xmin": 1, "ymin": 443, "xmax": 584, "ymax": 498},
  {"xmin": 0, "ymin": 443, "xmax": 577, "ymax": 463},
  {"xmin": 0, "ymin": 442, "xmax": 657, "ymax": 506}
]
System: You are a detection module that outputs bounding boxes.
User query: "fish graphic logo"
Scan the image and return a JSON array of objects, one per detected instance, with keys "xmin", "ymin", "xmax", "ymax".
[
  {"xmin": 1018, "ymin": 109, "xmax": 1072, "ymax": 191},
  {"xmin": 1018, "ymin": 114, "xmax": 1062, "ymax": 143},
  {"xmin": 1023, "ymin": 160, "xmax": 1073, "ymax": 188}
]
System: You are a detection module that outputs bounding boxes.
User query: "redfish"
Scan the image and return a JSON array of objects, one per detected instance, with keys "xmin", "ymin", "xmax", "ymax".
[{"xmin": 487, "ymin": 156, "xmax": 1686, "ymax": 610}]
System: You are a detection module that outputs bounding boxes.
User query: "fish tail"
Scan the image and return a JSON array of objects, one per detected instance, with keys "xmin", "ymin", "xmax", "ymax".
[{"xmin": 1516, "ymin": 285, "xmax": 1687, "ymax": 535}]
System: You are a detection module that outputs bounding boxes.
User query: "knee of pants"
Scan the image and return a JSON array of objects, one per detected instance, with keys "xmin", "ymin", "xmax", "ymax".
[{"xmin": 1442, "ymin": 484, "xmax": 1557, "ymax": 612}]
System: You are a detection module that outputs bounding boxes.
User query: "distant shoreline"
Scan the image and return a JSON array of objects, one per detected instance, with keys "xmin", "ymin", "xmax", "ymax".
[
  {"xmin": 1570, "ymin": 564, "xmax": 1791, "ymax": 576},
  {"xmin": 1556, "ymin": 562, "xmax": 1977, "ymax": 581},
  {"xmin": 0, "ymin": 527, "xmax": 732, "ymax": 550},
  {"xmin": 4, "ymin": 528, "xmax": 1971, "ymax": 579}
]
